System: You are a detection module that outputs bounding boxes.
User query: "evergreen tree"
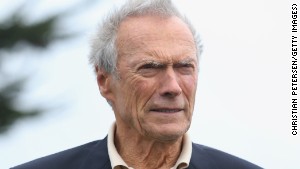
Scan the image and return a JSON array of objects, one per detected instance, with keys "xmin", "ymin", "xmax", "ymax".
[{"xmin": 0, "ymin": 0, "xmax": 98, "ymax": 133}]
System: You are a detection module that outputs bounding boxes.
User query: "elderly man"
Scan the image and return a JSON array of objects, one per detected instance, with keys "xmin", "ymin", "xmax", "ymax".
[{"xmin": 12, "ymin": 0, "xmax": 262, "ymax": 169}]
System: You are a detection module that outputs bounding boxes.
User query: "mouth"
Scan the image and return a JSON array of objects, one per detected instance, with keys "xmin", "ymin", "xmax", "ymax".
[{"xmin": 149, "ymin": 108, "xmax": 183, "ymax": 113}]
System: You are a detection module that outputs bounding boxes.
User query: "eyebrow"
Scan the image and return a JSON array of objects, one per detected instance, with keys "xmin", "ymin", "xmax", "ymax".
[
  {"xmin": 138, "ymin": 60, "xmax": 166, "ymax": 69},
  {"xmin": 175, "ymin": 58, "xmax": 197, "ymax": 65},
  {"xmin": 137, "ymin": 57, "xmax": 197, "ymax": 69}
]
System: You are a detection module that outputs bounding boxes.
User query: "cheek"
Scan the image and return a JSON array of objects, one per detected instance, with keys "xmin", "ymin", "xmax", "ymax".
[
  {"xmin": 122, "ymin": 76, "xmax": 156, "ymax": 113},
  {"xmin": 132, "ymin": 78, "xmax": 157, "ymax": 110},
  {"xmin": 181, "ymin": 75, "xmax": 198, "ymax": 103}
]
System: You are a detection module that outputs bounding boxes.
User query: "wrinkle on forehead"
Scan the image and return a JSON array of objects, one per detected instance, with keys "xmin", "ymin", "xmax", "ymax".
[
  {"xmin": 118, "ymin": 33, "xmax": 196, "ymax": 64},
  {"xmin": 118, "ymin": 37, "xmax": 195, "ymax": 60},
  {"xmin": 116, "ymin": 15, "xmax": 195, "ymax": 52},
  {"xmin": 116, "ymin": 15, "xmax": 197, "ymax": 69}
]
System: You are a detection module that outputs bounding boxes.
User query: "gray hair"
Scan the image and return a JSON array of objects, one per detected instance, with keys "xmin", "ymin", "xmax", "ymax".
[{"xmin": 89, "ymin": 0, "xmax": 202, "ymax": 74}]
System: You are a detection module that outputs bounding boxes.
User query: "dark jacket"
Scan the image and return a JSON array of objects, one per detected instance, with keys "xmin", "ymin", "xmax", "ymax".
[{"xmin": 12, "ymin": 137, "xmax": 262, "ymax": 169}]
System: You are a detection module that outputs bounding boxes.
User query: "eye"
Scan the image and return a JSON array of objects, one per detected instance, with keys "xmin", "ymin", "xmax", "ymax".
[
  {"xmin": 174, "ymin": 63, "xmax": 195, "ymax": 75},
  {"xmin": 137, "ymin": 62, "xmax": 164, "ymax": 77}
]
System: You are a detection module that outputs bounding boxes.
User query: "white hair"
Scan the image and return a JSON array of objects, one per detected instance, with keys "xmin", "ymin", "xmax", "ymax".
[{"xmin": 89, "ymin": 0, "xmax": 202, "ymax": 74}]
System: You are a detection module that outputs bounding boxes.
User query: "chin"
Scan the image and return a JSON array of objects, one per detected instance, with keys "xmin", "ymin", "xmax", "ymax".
[{"xmin": 144, "ymin": 123, "xmax": 190, "ymax": 141}]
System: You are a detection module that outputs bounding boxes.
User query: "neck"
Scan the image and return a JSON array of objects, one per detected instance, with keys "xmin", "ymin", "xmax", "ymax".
[{"xmin": 114, "ymin": 124, "xmax": 183, "ymax": 169}]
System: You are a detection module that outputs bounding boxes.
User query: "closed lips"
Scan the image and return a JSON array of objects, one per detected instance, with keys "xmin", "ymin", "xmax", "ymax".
[{"xmin": 150, "ymin": 108, "xmax": 183, "ymax": 113}]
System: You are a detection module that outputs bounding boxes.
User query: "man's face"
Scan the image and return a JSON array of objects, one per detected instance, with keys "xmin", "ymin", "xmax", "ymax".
[{"xmin": 106, "ymin": 15, "xmax": 198, "ymax": 141}]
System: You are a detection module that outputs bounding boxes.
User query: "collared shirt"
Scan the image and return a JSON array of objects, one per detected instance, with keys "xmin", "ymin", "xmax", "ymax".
[{"xmin": 107, "ymin": 123, "xmax": 192, "ymax": 169}]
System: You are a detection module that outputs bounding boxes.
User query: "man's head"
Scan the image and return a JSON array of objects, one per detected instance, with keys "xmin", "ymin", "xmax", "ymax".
[{"xmin": 89, "ymin": 0, "xmax": 202, "ymax": 141}]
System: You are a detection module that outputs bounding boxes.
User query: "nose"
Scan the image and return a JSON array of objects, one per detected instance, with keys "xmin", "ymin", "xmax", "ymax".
[{"xmin": 158, "ymin": 67, "xmax": 182, "ymax": 98}]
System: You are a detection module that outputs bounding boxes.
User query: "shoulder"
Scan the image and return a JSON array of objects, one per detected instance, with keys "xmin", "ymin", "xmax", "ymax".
[
  {"xmin": 190, "ymin": 143, "xmax": 263, "ymax": 169},
  {"xmin": 11, "ymin": 137, "xmax": 111, "ymax": 169}
]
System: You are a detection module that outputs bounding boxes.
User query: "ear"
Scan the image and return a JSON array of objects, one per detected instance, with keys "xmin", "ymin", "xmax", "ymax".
[{"xmin": 95, "ymin": 66, "xmax": 115, "ymax": 102}]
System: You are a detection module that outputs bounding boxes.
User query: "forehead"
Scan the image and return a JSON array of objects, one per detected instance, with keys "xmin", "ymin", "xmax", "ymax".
[
  {"xmin": 118, "ymin": 15, "xmax": 192, "ymax": 36},
  {"xmin": 116, "ymin": 15, "xmax": 196, "ymax": 61}
]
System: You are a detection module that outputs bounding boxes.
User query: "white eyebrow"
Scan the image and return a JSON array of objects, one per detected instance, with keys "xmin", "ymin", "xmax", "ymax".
[
  {"xmin": 178, "ymin": 57, "xmax": 197, "ymax": 64},
  {"xmin": 137, "ymin": 56, "xmax": 197, "ymax": 69}
]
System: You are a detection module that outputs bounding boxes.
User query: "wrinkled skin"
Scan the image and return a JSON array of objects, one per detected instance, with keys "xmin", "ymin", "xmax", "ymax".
[{"xmin": 96, "ymin": 15, "xmax": 198, "ymax": 168}]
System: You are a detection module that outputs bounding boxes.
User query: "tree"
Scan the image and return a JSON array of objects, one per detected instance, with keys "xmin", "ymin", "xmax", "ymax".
[{"xmin": 0, "ymin": 0, "xmax": 98, "ymax": 133}]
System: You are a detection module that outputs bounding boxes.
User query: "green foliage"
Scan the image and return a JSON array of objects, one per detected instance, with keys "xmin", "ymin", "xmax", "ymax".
[
  {"xmin": 0, "ymin": 0, "xmax": 99, "ymax": 134},
  {"xmin": 0, "ymin": 79, "xmax": 39, "ymax": 133},
  {"xmin": 0, "ymin": 7, "xmax": 68, "ymax": 133},
  {"xmin": 0, "ymin": 15, "xmax": 58, "ymax": 49}
]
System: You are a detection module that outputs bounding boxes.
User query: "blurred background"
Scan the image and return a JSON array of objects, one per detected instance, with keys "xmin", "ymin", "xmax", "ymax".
[{"xmin": 0, "ymin": 0, "xmax": 299, "ymax": 168}]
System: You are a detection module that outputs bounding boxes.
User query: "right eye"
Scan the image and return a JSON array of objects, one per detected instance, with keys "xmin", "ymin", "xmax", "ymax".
[{"xmin": 137, "ymin": 62, "xmax": 163, "ymax": 77}]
